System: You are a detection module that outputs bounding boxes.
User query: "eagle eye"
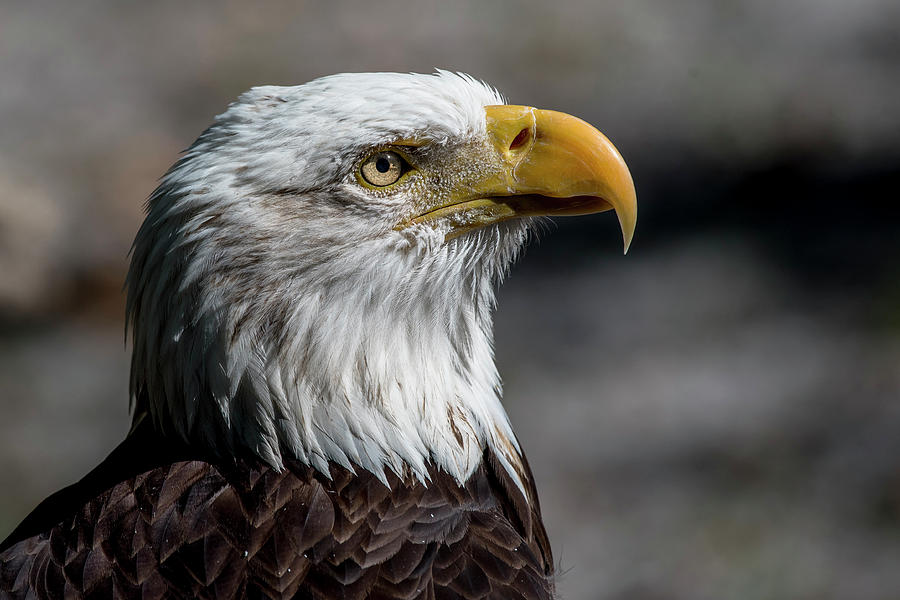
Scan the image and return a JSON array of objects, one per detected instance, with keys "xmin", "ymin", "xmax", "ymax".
[{"xmin": 360, "ymin": 151, "xmax": 407, "ymax": 187}]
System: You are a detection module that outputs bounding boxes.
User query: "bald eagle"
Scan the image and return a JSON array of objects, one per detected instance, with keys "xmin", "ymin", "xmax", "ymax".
[{"xmin": 0, "ymin": 72, "xmax": 635, "ymax": 599}]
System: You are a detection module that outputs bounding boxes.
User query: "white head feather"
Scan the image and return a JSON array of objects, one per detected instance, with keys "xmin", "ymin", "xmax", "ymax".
[{"xmin": 126, "ymin": 71, "xmax": 531, "ymax": 490}]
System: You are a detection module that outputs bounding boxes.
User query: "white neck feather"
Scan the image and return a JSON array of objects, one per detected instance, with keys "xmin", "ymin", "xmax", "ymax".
[{"xmin": 129, "ymin": 219, "xmax": 529, "ymax": 490}]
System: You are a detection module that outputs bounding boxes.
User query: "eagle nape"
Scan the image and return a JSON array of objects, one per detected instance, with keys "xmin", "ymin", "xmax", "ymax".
[{"xmin": 1, "ymin": 71, "xmax": 636, "ymax": 600}]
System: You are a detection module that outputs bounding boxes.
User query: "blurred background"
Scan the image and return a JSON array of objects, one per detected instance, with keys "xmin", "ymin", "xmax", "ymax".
[{"xmin": 1, "ymin": 1, "xmax": 899, "ymax": 598}]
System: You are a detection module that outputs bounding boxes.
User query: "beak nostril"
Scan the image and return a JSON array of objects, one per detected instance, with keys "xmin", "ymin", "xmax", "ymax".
[{"xmin": 509, "ymin": 127, "xmax": 529, "ymax": 151}]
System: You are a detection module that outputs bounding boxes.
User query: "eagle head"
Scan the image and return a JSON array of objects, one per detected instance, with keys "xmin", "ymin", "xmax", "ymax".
[{"xmin": 126, "ymin": 71, "xmax": 635, "ymax": 488}]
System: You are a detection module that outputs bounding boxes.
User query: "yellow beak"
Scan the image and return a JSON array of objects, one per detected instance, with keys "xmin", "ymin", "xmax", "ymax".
[{"xmin": 411, "ymin": 105, "xmax": 637, "ymax": 252}]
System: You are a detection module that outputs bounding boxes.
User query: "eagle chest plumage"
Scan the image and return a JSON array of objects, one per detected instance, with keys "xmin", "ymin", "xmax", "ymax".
[
  {"xmin": 0, "ymin": 426, "xmax": 553, "ymax": 599},
  {"xmin": 0, "ymin": 71, "xmax": 636, "ymax": 599}
]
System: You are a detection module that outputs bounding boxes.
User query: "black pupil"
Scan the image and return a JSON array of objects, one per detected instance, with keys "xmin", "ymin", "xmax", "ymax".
[{"xmin": 375, "ymin": 156, "xmax": 391, "ymax": 173}]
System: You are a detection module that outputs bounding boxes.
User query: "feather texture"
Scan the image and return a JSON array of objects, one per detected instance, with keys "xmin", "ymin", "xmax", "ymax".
[
  {"xmin": 124, "ymin": 71, "xmax": 531, "ymax": 489},
  {"xmin": 0, "ymin": 425, "xmax": 553, "ymax": 599}
]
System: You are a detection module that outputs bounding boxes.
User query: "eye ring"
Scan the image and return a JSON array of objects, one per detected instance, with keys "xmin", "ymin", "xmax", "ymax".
[{"xmin": 360, "ymin": 150, "xmax": 408, "ymax": 187}]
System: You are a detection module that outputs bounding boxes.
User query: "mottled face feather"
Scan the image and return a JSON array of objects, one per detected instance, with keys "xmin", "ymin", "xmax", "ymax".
[{"xmin": 126, "ymin": 71, "xmax": 532, "ymax": 492}]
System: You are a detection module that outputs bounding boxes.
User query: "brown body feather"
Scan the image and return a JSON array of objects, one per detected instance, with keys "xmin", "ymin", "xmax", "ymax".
[{"xmin": 0, "ymin": 423, "xmax": 553, "ymax": 599}]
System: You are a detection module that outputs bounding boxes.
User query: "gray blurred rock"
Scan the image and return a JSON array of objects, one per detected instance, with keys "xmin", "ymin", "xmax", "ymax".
[{"xmin": 0, "ymin": 165, "xmax": 66, "ymax": 314}]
